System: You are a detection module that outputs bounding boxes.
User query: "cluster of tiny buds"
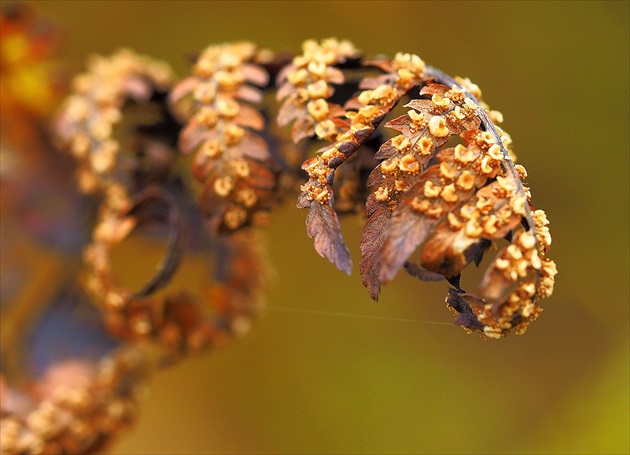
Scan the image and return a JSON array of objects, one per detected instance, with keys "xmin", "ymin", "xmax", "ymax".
[
  {"xmin": 54, "ymin": 49, "xmax": 174, "ymax": 209},
  {"xmin": 278, "ymin": 38, "xmax": 357, "ymax": 141},
  {"xmin": 174, "ymin": 41, "xmax": 274, "ymax": 231},
  {"xmin": 300, "ymin": 51, "xmax": 427, "ymax": 206},
  {"xmin": 477, "ymin": 284, "xmax": 542, "ymax": 339},
  {"xmin": 369, "ymin": 83, "xmax": 482, "ymax": 210},
  {"xmin": 532, "ymin": 210, "xmax": 557, "ymax": 298},
  {"xmin": 478, "ymin": 226, "xmax": 556, "ymax": 338},
  {"xmin": 403, "ymin": 134, "xmax": 505, "ymax": 233},
  {"xmin": 493, "ymin": 230, "xmax": 542, "ymax": 282},
  {"xmin": 390, "ymin": 52, "xmax": 427, "ymax": 88}
]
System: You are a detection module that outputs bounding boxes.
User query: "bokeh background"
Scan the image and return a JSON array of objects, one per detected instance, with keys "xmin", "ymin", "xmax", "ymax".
[{"xmin": 12, "ymin": 1, "xmax": 630, "ymax": 453}]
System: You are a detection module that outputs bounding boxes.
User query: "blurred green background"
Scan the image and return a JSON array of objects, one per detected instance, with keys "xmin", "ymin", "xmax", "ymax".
[{"xmin": 25, "ymin": 1, "xmax": 630, "ymax": 453}]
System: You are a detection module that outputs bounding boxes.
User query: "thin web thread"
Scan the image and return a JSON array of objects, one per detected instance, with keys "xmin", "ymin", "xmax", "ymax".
[{"xmin": 265, "ymin": 304, "xmax": 455, "ymax": 327}]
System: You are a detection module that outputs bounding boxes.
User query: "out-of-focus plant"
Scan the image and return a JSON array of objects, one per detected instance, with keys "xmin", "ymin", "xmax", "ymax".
[{"xmin": 0, "ymin": 4, "xmax": 556, "ymax": 454}]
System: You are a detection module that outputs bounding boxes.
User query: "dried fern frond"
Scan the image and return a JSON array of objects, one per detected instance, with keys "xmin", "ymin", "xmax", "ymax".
[
  {"xmin": 83, "ymin": 187, "xmax": 266, "ymax": 360},
  {"xmin": 53, "ymin": 49, "xmax": 175, "ymax": 211},
  {"xmin": 1, "ymin": 26, "xmax": 562, "ymax": 455},
  {"xmin": 375, "ymin": 72, "xmax": 556, "ymax": 337},
  {"xmin": 360, "ymin": 80, "xmax": 481, "ymax": 298},
  {"xmin": 0, "ymin": 345, "xmax": 148, "ymax": 455},
  {"xmin": 51, "ymin": 46, "xmax": 270, "ymax": 359},
  {"xmin": 277, "ymin": 44, "xmax": 556, "ymax": 337},
  {"xmin": 171, "ymin": 42, "xmax": 280, "ymax": 232}
]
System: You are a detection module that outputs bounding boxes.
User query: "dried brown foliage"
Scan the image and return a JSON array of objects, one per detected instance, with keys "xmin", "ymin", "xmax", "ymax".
[
  {"xmin": 1, "ymin": 14, "xmax": 556, "ymax": 453},
  {"xmin": 171, "ymin": 42, "xmax": 281, "ymax": 232},
  {"xmin": 52, "ymin": 48, "xmax": 269, "ymax": 359},
  {"xmin": 278, "ymin": 47, "xmax": 556, "ymax": 339}
]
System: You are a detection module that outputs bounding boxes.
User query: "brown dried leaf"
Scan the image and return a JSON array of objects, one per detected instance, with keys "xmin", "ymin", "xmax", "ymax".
[
  {"xmin": 359, "ymin": 200, "xmax": 390, "ymax": 300},
  {"xmin": 304, "ymin": 199, "xmax": 352, "ymax": 275},
  {"xmin": 233, "ymin": 130, "xmax": 273, "ymax": 162},
  {"xmin": 378, "ymin": 199, "xmax": 434, "ymax": 283}
]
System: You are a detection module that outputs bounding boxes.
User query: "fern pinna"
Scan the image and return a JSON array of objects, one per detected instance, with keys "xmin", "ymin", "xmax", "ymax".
[{"xmin": 1, "ymin": 17, "xmax": 556, "ymax": 453}]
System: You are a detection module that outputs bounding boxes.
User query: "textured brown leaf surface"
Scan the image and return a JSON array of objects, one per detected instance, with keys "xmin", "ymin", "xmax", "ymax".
[
  {"xmin": 359, "ymin": 200, "xmax": 390, "ymax": 300},
  {"xmin": 303, "ymin": 197, "xmax": 352, "ymax": 275}
]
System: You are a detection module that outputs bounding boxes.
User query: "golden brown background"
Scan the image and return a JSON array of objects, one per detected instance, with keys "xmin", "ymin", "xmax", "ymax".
[{"xmin": 23, "ymin": 1, "xmax": 630, "ymax": 453}]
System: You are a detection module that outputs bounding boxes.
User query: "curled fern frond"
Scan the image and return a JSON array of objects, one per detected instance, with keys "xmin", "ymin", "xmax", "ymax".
[
  {"xmin": 51, "ymin": 47, "xmax": 270, "ymax": 359},
  {"xmin": 372, "ymin": 68, "xmax": 556, "ymax": 337},
  {"xmin": 83, "ymin": 186, "xmax": 266, "ymax": 359},
  {"xmin": 278, "ymin": 45, "xmax": 556, "ymax": 337},
  {"xmin": 171, "ymin": 42, "xmax": 280, "ymax": 232}
]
